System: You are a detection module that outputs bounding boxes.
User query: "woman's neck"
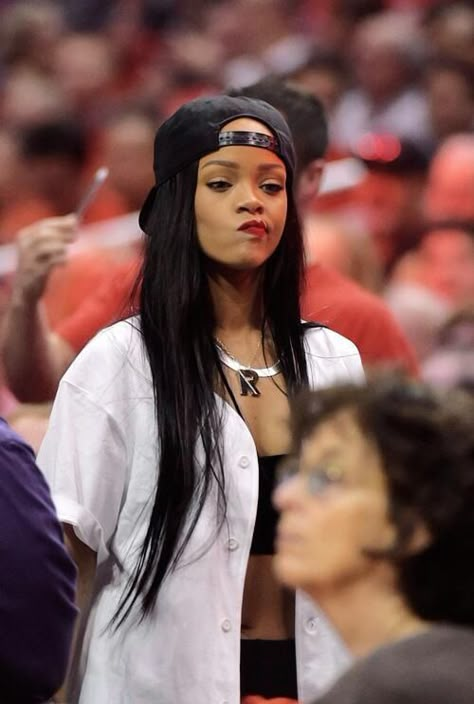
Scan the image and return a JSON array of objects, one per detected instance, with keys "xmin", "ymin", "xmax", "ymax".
[
  {"xmin": 209, "ymin": 268, "xmax": 264, "ymax": 334},
  {"xmin": 307, "ymin": 576, "xmax": 428, "ymax": 659}
]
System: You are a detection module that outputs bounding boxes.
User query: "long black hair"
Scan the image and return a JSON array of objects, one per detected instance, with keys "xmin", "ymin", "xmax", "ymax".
[{"xmin": 114, "ymin": 157, "xmax": 309, "ymax": 626}]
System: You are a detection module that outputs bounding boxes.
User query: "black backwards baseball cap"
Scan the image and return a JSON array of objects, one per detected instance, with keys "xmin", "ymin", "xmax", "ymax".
[{"xmin": 138, "ymin": 94, "xmax": 296, "ymax": 234}]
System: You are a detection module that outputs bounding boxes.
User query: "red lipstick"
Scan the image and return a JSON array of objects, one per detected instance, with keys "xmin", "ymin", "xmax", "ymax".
[{"xmin": 238, "ymin": 219, "xmax": 268, "ymax": 237}]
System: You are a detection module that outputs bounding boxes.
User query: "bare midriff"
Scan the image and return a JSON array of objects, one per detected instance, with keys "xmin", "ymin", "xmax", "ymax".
[{"xmin": 241, "ymin": 555, "xmax": 295, "ymax": 639}]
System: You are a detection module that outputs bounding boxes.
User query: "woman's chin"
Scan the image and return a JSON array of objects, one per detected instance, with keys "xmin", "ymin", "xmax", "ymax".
[{"xmin": 273, "ymin": 553, "xmax": 305, "ymax": 591}]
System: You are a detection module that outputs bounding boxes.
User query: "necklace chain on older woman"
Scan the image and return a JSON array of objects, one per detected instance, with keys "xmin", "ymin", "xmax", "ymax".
[{"xmin": 214, "ymin": 337, "xmax": 281, "ymax": 397}]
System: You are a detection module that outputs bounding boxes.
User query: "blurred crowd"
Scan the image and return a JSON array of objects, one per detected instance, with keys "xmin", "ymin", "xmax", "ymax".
[{"xmin": 0, "ymin": 0, "xmax": 472, "ymax": 428}]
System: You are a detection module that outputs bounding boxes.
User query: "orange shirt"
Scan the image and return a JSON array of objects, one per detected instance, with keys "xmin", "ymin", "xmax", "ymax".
[{"xmin": 0, "ymin": 197, "xmax": 55, "ymax": 244}]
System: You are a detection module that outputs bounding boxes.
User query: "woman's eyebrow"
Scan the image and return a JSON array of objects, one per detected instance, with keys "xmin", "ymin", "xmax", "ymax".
[
  {"xmin": 301, "ymin": 445, "xmax": 340, "ymax": 468},
  {"xmin": 202, "ymin": 159, "xmax": 239, "ymax": 169},
  {"xmin": 201, "ymin": 159, "xmax": 285, "ymax": 172},
  {"xmin": 311, "ymin": 448, "xmax": 340, "ymax": 463},
  {"xmin": 257, "ymin": 163, "xmax": 286, "ymax": 173}
]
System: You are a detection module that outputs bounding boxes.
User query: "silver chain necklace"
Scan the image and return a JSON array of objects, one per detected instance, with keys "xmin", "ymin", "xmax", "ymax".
[{"xmin": 215, "ymin": 338, "xmax": 281, "ymax": 397}]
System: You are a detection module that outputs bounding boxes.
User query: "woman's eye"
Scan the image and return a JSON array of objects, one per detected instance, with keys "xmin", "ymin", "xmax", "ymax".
[
  {"xmin": 207, "ymin": 180, "xmax": 232, "ymax": 191},
  {"xmin": 261, "ymin": 182, "xmax": 284, "ymax": 194}
]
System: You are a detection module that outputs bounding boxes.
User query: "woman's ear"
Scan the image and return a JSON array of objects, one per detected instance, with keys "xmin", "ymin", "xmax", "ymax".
[
  {"xmin": 407, "ymin": 520, "xmax": 431, "ymax": 555},
  {"xmin": 363, "ymin": 514, "xmax": 431, "ymax": 559}
]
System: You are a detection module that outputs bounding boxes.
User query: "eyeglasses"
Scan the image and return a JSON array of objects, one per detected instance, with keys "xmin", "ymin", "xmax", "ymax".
[{"xmin": 276, "ymin": 457, "xmax": 345, "ymax": 496}]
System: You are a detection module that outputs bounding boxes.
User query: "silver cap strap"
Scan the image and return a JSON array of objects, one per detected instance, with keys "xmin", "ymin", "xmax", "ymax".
[{"xmin": 218, "ymin": 130, "xmax": 280, "ymax": 154}]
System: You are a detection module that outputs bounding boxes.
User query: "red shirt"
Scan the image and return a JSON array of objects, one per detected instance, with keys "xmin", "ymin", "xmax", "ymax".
[
  {"xmin": 56, "ymin": 257, "xmax": 139, "ymax": 351},
  {"xmin": 57, "ymin": 259, "xmax": 418, "ymax": 376},
  {"xmin": 301, "ymin": 264, "xmax": 419, "ymax": 375}
]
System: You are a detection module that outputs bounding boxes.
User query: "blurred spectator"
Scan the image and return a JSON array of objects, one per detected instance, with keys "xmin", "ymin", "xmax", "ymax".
[
  {"xmin": 159, "ymin": 19, "xmax": 226, "ymax": 88},
  {"xmin": 407, "ymin": 225, "xmax": 474, "ymax": 308},
  {"xmin": 0, "ymin": 109, "xmax": 149, "ymax": 331},
  {"xmin": 422, "ymin": 306, "xmax": 474, "ymax": 393},
  {"xmin": 0, "ymin": 0, "xmax": 64, "ymax": 72},
  {"xmin": 0, "ymin": 119, "xmax": 87, "ymax": 242},
  {"xmin": 286, "ymin": 50, "xmax": 350, "ymax": 129},
  {"xmin": 303, "ymin": 213, "xmax": 382, "ymax": 292},
  {"xmin": 60, "ymin": 0, "xmax": 115, "ymax": 31},
  {"xmin": 389, "ymin": 223, "xmax": 474, "ymax": 306},
  {"xmin": 1, "ymin": 214, "xmax": 140, "ymax": 402},
  {"xmin": 331, "ymin": 11, "xmax": 430, "ymax": 151},
  {"xmin": 1, "ymin": 67, "xmax": 69, "ymax": 129},
  {"xmin": 274, "ymin": 372, "xmax": 474, "ymax": 704},
  {"xmin": 386, "ymin": 222, "xmax": 474, "ymax": 359},
  {"xmin": 52, "ymin": 32, "xmax": 120, "ymax": 124},
  {"xmin": 96, "ymin": 106, "xmax": 157, "ymax": 214},
  {"xmin": 31, "ymin": 106, "xmax": 156, "ymax": 326},
  {"xmin": 346, "ymin": 136, "xmax": 428, "ymax": 271},
  {"xmin": 299, "ymin": 0, "xmax": 385, "ymax": 52},
  {"xmin": 214, "ymin": 0, "xmax": 313, "ymax": 87},
  {"xmin": 422, "ymin": 135, "xmax": 474, "ymax": 222},
  {"xmin": 37, "ymin": 107, "xmax": 155, "ymax": 326},
  {"xmin": 61, "ymin": 0, "xmax": 176, "ymax": 33},
  {"xmin": 384, "ymin": 282, "xmax": 451, "ymax": 362},
  {"xmin": 424, "ymin": 57, "xmax": 474, "ymax": 153},
  {"xmin": 422, "ymin": 1, "xmax": 474, "ymax": 66}
]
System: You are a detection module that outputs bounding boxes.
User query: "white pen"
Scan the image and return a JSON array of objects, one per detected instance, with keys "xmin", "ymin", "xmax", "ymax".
[{"xmin": 75, "ymin": 166, "xmax": 109, "ymax": 220}]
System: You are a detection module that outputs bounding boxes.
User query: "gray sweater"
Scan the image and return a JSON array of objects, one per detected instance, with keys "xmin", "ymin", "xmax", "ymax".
[{"xmin": 314, "ymin": 625, "xmax": 474, "ymax": 704}]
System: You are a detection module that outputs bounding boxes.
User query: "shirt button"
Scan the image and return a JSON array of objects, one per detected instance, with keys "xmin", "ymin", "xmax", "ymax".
[
  {"xmin": 221, "ymin": 618, "xmax": 232, "ymax": 633},
  {"xmin": 305, "ymin": 617, "xmax": 319, "ymax": 634},
  {"xmin": 238, "ymin": 456, "xmax": 250, "ymax": 468},
  {"xmin": 226, "ymin": 537, "xmax": 239, "ymax": 551}
]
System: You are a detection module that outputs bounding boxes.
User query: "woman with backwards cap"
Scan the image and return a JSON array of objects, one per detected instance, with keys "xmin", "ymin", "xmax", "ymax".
[{"xmin": 38, "ymin": 95, "xmax": 363, "ymax": 704}]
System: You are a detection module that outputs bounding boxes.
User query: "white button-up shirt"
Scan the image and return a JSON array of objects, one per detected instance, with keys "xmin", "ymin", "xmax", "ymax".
[{"xmin": 38, "ymin": 319, "xmax": 363, "ymax": 704}]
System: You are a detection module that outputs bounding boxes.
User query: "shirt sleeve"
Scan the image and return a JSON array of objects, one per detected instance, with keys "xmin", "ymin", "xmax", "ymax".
[
  {"xmin": 0, "ymin": 431, "xmax": 77, "ymax": 703},
  {"xmin": 305, "ymin": 326, "xmax": 366, "ymax": 389},
  {"xmin": 55, "ymin": 260, "xmax": 139, "ymax": 353},
  {"xmin": 37, "ymin": 379, "xmax": 129, "ymax": 565}
]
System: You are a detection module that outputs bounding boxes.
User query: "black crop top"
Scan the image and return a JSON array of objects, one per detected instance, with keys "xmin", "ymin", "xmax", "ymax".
[
  {"xmin": 218, "ymin": 372, "xmax": 286, "ymax": 555},
  {"xmin": 250, "ymin": 454, "xmax": 284, "ymax": 555}
]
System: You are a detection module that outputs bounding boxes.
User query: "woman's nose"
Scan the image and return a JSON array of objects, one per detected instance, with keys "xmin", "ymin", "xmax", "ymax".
[
  {"xmin": 272, "ymin": 474, "xmax": 303, "ymax": 511},
  {"xmin": 237, "ymin": 200, "xmax": 264, "ymax": 215},
  {"xmin": 236, "ymin": 186, "xmax": 264, "ymax": 214}
]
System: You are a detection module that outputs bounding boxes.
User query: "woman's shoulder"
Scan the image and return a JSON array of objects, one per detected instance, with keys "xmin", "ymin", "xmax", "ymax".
[
  {"xmin": 364, "ymin": 624, "xmax": 474, "ymax": 671},
  {"xmin": 70, "ymin": 316, "xmax": 142, "ymax": 363},
  {"xmin": 60, "ymin": 316, "xmax": 149, "ymax": 395},
  {"xmin": 315, "ymin": 626, "xmax": 474, "ymax": 704},
  {"xmin": 93, "ymin": 315, "xmax": 141, "ymax": 343},
  {"xmin": 303, "ymin": 322, "xmax": 360, "ymax": 360}
]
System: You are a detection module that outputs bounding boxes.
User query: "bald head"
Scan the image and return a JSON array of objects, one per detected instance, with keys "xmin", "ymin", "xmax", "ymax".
[{"xmin": 424, "ymin": 135, "xmax": 474, "ymax": 221}]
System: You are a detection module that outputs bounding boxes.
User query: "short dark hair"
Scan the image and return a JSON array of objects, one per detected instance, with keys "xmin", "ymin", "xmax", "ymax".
[
  {"xmin": 290, "ymin": 48, "xmax": 349, "ymax": 83},
  {"xmin": 291, "ymin": 372, "xmax": 474, "ymax": 626},
  {"xmin": 19, "ymin": 119, "xmax": 87, "ymax": 166},
  {"xmin": 229, "ymin": 76, "xmax": 328, "ymax": 174}
]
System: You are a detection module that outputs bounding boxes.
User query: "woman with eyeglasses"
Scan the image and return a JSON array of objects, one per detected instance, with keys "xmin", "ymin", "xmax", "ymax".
[
  {"xmin": 274, "ymin": 373, "xmax": 474, "ymax": 704},
  {"xmin": 37, "ymin": 95, "xmax": 363, "ymax": 704}
]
